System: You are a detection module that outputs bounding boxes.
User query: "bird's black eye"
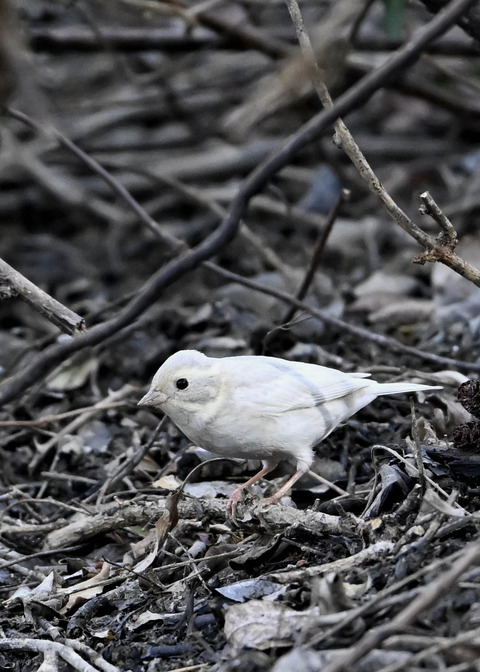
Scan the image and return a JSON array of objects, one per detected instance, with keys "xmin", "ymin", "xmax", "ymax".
[{"xmin": 176, "ymin": 378, "xmax": 189, "ymax": 390}]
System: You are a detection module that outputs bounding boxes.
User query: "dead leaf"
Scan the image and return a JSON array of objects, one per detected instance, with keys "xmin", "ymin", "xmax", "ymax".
[{"xmin": 61, "ymin": 561, "xmax": 111, "ymax": 612}]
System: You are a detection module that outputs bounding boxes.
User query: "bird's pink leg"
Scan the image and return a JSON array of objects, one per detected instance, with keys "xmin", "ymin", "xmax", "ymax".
[
  {"xmin": 227, "ymin": 461, "xmax": 278, "ymax": 516},
  {"xmin": 262, "ymin": 468, "xmax": 307, "ymax": 507}
]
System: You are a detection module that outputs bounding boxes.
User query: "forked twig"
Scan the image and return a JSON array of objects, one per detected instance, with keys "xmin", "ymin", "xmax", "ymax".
[{"xmin": 286, "ymin": 0, "xmax": 480, "ymax": 287}]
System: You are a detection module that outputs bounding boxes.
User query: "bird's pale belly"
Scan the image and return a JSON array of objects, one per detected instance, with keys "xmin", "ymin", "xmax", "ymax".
[{"xmin": 176, "ymin": 411, "xmax": 315, "ymax": 466}]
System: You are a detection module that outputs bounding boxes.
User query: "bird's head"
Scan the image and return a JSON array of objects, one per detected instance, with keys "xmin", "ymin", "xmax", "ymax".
[{"xmin": 138, "ymin": 350, "xmax": 221, "ymax": 413}]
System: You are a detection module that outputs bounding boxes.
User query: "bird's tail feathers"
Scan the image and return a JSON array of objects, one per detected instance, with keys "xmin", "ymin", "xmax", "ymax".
[{"xmin": 376, "ymin": 382, "xmax": 442, "ymax": 397}]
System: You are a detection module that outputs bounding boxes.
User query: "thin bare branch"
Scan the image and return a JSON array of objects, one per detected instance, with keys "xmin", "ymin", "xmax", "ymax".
[{"xmin": 0, "ymin": 257, "xmax": 85, "ymax": 335}]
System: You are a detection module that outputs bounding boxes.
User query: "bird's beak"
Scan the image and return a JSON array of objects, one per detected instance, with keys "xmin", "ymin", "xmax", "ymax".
[{"xmin": 138, "ymin": 388, "xmax": 168, "ymax": 406}]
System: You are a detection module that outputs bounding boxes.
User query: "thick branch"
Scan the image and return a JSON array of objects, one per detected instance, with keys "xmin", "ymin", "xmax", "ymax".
[{"xmin": 42, "ymin": 498, "xmax": 343, "ymax": 550}]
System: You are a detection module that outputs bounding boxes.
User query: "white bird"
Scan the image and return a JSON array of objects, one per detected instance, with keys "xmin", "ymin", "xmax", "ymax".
[{"xmin": 138, "ymin": 350, "xmax": 440, "ymax": 515}]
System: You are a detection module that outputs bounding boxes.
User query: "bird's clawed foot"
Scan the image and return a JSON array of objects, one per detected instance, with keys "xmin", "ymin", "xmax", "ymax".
[
  {"xmin": 226, "ymin": 487, "xmax": 246, "ymax": 518},
  {"xmin": 226, "ymin": 489, "xmax": 283, "ymax": 518}
]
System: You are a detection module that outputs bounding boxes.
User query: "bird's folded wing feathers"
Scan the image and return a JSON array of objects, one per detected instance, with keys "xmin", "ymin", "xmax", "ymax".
[{"xmin": 228, "ymin": 359, "xmax": 372, "ymax": 415}]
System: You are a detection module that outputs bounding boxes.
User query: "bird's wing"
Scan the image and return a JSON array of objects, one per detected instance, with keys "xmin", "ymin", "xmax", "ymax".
[{"xmin": 223, "ymin": 357, "xmax": 372, "ymax": 416}]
